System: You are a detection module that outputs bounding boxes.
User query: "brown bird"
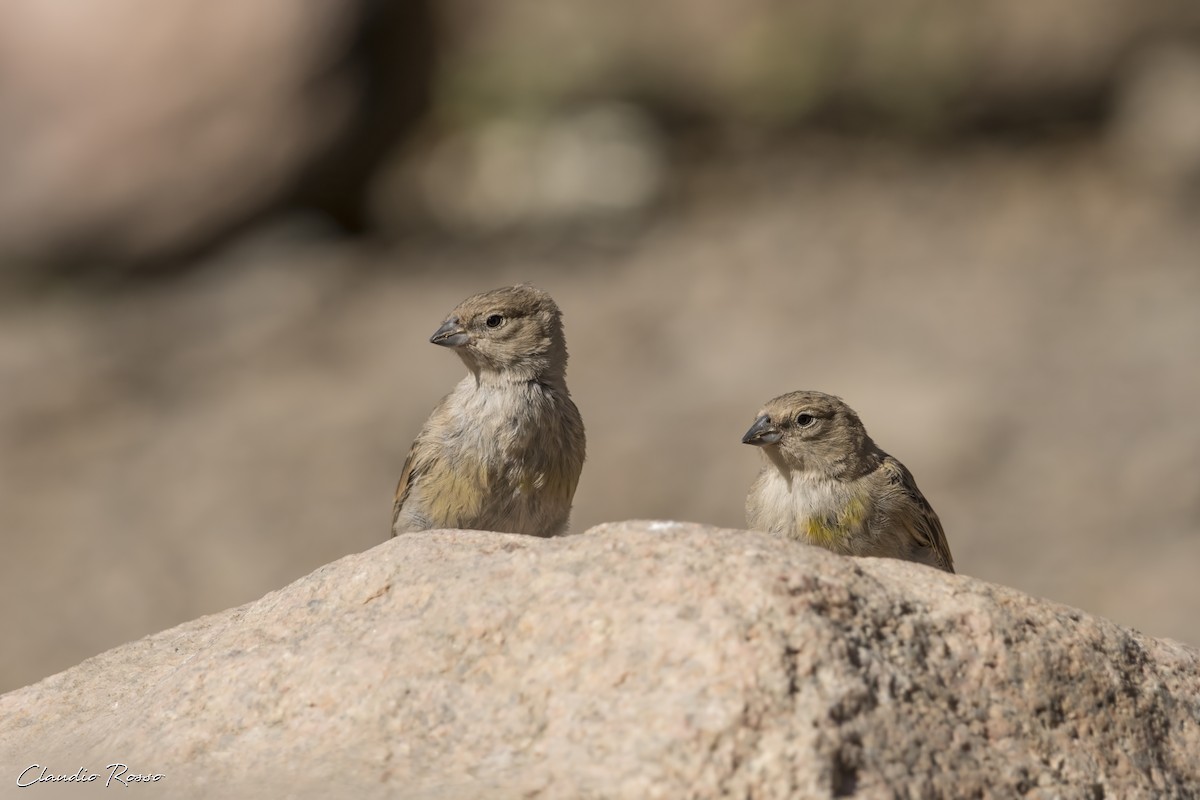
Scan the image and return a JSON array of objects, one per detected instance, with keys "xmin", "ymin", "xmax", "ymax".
[
  {"xmin": 391, "ymin": 285, "xmax": 586, "ymax": 538},
  {"xmin": 742, "ymin": 390, "xmax": 954, "ymax": 572}
]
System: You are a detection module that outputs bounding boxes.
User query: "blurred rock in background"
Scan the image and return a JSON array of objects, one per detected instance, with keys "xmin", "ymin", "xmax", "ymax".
[
  {"xmin": 426, "ymin": 0, "xmax": 1197, "ymax": 133},
  {"xmin": 3, "ymin": 0, "xmax": 1200, "ymax": 692},
  {"xmin": 374, "ymin": 102, "xmax": 667, "ymax": 238},
  {"xmin": 1108, "ymin": 42, "xmax": 1200, "ymax": 194},
  {"xmin": 0, "ymin": 0, "xmax": 432, "ymax": 276}
]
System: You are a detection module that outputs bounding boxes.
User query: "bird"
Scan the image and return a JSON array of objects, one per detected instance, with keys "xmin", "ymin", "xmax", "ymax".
[
  {"xmin": 391, "ymin": 284, "xmax": 586, "ymax": 538},
  {"xmin": 741, "ymin": 390, "xmax": 954, "ymax": 572}
]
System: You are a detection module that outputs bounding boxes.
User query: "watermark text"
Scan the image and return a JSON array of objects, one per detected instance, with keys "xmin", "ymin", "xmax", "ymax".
[{"xmin": 17, "ymin": 764, "xmax": 165, "ymax": 788}]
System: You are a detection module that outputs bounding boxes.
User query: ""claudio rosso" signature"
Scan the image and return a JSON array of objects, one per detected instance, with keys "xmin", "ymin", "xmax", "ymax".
[{"xmin": 17, "ymin": 764, "xmax": 165, "ymax": 788}]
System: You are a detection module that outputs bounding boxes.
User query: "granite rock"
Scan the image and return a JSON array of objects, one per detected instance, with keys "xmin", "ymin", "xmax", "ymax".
[{"xmin": 2, "ymin": 521, "xmax": 1197, "ymax": 798}]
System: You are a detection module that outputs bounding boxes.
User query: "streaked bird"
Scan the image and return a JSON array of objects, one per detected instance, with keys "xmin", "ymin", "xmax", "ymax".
[
  {"xmin": 391, "ymin": 285, "xmax": 585, "ymax": 538},
  {"xmin": 742, "ymin": 390, "xmax": 954, "ymax": 572}
]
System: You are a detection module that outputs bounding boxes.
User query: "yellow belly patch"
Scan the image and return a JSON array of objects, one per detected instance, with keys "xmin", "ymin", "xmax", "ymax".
[{"xmin": 801, "ymin": 495, "xmax": 867, "ymax": 546}]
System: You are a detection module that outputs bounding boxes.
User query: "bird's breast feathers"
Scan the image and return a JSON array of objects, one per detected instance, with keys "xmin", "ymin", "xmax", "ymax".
[
  {"xmin": 443, "ymin": 379, "xmax": 581, "ymax": 498},
  {"xmin": 751, "ymin": 469, "xmax": 871, "ymax": 550}
]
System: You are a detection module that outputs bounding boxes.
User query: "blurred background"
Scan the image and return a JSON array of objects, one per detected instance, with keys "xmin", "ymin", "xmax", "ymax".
[{"xmin": 3, "ymin": 0, "xmax": 1200, "ymax": 692}]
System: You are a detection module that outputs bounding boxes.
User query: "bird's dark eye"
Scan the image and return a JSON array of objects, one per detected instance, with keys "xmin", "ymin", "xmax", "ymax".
[
  {"xmin": 485, "ymin": 314, "xmax": 504, "ymax": 329},
  {"xmin": 795, "ymin": 413, "xmax": 814, "ymax": 427}
]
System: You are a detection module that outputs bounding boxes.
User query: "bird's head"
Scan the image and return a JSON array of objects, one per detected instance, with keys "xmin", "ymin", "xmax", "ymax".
[
  {"xmin": 430, "ymin": 285, "xmax": 568, "ymax": 382},
  {"xmin": 741, "ymin": 390, "xmax": 876, "ymax": 479}
]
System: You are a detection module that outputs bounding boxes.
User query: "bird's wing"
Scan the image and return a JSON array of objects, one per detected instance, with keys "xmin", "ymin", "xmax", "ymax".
[
  {"xmin": 391, "ymin": 436, "xmax": 434, "ymax": 536},
  {"xmin": 880, "ymin": 456, "xmax": 955, "ymax": 573}
]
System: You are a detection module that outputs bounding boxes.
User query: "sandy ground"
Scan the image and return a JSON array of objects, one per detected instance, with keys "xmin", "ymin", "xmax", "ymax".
[{"xmin": 3, "ymin": 142, "xmax": 1199, "ymax": 692}]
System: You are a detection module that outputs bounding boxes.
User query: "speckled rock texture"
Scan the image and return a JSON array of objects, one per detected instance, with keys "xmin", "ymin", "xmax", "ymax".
[{"xmin": 2, "ymin": 521, "xmax": 1197, "ymax": 799}]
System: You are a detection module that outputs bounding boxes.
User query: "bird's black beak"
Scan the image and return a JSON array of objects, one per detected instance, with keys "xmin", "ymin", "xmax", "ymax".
[
  {"xmin": 742, "ymin": 415, "xmax": 782, "ymax": 446},
  {"xmin": 430, "ymin": 318, "xmax": 470, "ymax": 347}
]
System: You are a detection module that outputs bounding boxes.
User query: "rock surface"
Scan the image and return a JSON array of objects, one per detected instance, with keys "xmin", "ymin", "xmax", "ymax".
[{"xmin": 2, "ymin": 521, "xmax": 1197, "ymax": 799}]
